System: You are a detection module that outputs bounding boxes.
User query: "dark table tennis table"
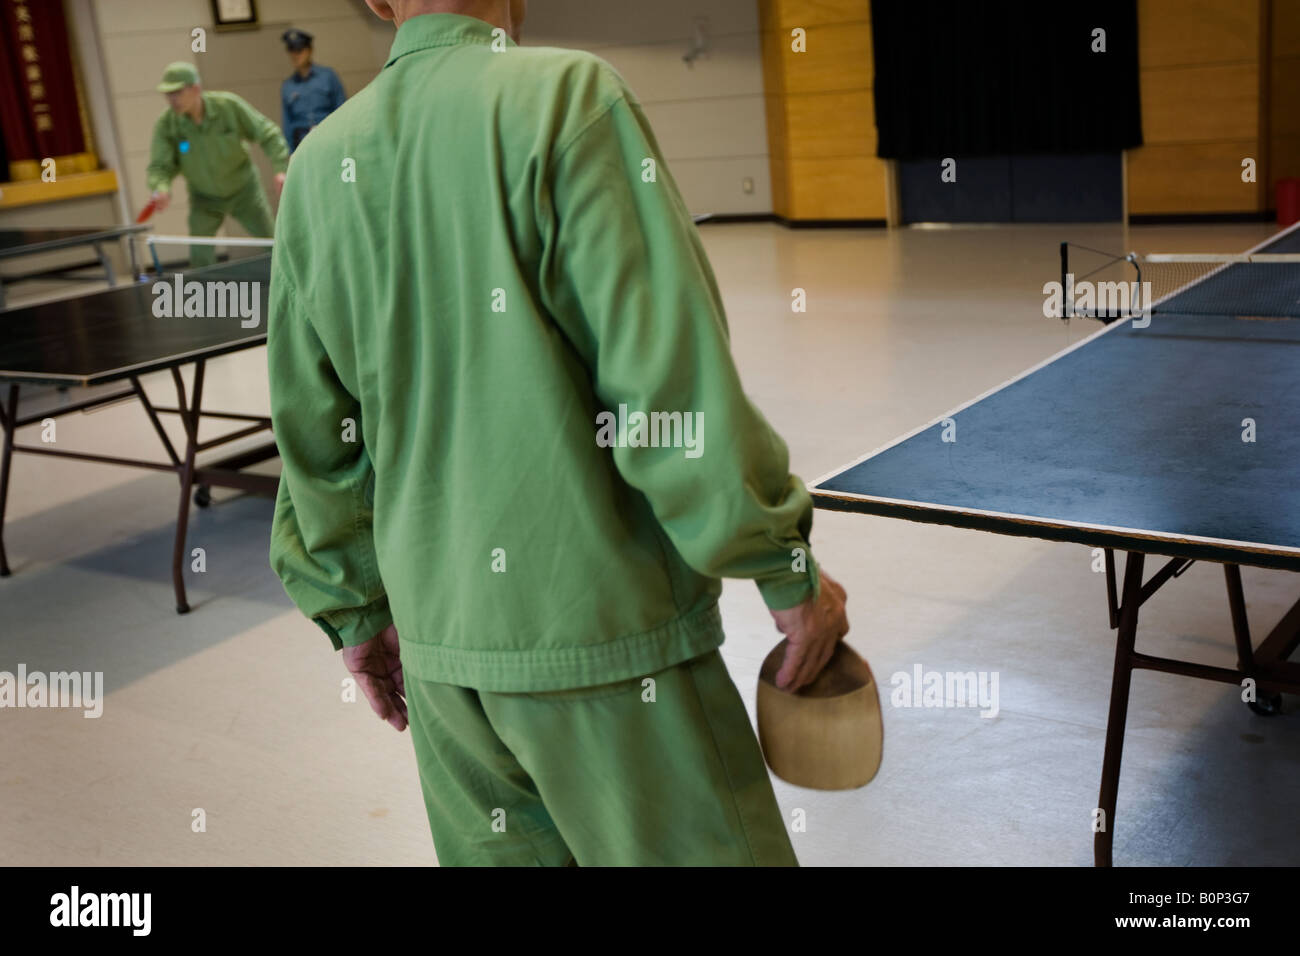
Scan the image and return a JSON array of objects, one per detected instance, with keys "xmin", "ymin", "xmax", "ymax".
[
  {"xmin": 812, "ymin": 224, "xmax": 1300, "ymax": 866},
  {"xmin": 0, "ymin": 225, "xmax": 149, "ymax": 309},
  {"xmin": 0, "ymin": 254, "xmax": 277, "ymax": 613}
]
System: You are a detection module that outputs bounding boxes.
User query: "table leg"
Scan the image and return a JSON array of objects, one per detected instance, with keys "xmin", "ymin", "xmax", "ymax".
[
  {"xmin": 0, "ymin": 384, "xmax": 17, "ymax": 576},
  {"xmin": 93, "ymin": 241, "xmax": 117, "ymax": 287},
  {"xmin": 170, "ymin": 362, "xmax": 205, "ymax": 614},
  {"xmin": 124, "ymin": 233, "xmax": 141, "ymax": 282},
  {"xmin": 1094, "ymin": 550, "xmax": 1145, "ymax": 867}
]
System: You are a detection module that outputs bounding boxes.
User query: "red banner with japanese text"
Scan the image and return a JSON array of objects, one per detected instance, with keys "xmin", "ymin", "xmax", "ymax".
[{"xmin": 0, "ymin": 0, "xmax": 86, "ymax": 178}]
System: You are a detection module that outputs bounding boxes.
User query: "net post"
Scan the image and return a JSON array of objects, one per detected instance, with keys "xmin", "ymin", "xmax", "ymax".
[
  {"xmin": 1060, "ymin": 241, "xmax": 1069, "ymax": 319},
  {"xmin": 1131, "ymin": 255, "xmax": 1142, "ymax": 319}
]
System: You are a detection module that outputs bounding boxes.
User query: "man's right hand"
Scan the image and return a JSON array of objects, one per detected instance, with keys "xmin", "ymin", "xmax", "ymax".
[
  {"xmin": 768, "ymin": 570, "xmax": 849, "ymax": 692},
  {"xmin": 341, "ymin": 623, "xmax": 408, "ymax": 731},
  {"xmin": 151, "ymin": 190, "xmax": 171, "ymax": 213}
]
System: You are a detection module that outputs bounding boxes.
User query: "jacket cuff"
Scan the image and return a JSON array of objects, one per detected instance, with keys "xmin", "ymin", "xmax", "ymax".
[
  {"xmin": 755, "ymin": 545, "xmax": 821, "ymax": 611},
  {"xmin": 313, "ymin": 597, "xmax": 394, "ymax": 650}
]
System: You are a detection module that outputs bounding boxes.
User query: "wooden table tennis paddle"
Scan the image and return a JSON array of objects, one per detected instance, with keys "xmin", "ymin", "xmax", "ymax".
[{"xmin": 756, "ymin": 638, "xmax": 883, "ymax": 790}]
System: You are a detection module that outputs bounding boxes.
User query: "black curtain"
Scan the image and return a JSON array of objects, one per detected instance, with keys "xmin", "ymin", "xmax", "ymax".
[{"xmin": 871, "ymin": 1, "xmax": 1141, "ymax": 161}]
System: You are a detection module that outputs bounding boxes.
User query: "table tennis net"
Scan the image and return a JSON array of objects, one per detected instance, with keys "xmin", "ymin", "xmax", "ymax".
[
  {"xmin": 141, "ymin": 234, "xmax": 273, "ymax": 278},
  {"xmin": 1060, "ymin": 242, "xmax": 1300, "ymax": 321}
]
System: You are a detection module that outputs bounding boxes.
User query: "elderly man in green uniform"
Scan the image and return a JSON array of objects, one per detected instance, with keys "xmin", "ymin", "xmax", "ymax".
[
  {"xmin": 267, "ymin": 0, "xmax": 851, "ymax": 866},
  {"xmin": 146, "ymin": 62, "xmax": 290, "ymax": 266}
]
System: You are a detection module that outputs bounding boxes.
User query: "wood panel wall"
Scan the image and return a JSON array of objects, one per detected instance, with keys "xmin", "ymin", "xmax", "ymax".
[
  {"xmin": 1271, "ymin": 0, "xmax": 1300, "ymax": 189},
  {"xmin": 759, "ymin": 0, "xmax": 886, "ymax": 220},
  {"xmin": 761, "ymin": 0, "xmax": 1288, "ymax": 222},
  {"xmin": 1127, "ymin": 0, "xmax": 1269, "ymax": 215}
]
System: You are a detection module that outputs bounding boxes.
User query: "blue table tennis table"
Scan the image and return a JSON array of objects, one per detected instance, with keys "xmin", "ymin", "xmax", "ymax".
[{"xmin": 812, "ymin": 223, "xmax": 1300, "ymax": 866}]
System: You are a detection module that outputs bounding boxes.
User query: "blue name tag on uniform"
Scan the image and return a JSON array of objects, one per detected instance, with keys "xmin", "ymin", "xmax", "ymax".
[{"xmin": 179, "ymin": 140, "xmax": 191, "ymax": 154}]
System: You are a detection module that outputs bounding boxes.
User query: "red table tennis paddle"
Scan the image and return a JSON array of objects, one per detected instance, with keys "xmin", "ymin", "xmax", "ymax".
[{"xmin": 135, "ymin": 198, "xmax": 158, "ymax": 223}]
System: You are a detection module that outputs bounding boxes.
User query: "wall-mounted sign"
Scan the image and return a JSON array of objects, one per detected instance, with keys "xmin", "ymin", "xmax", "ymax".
[{"xmin": 211, "ymin": 0, "xmax": 258, "ymax": 30}]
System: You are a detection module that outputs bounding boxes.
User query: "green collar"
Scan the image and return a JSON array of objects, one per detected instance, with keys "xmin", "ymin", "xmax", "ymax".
[
  {"xmin": 384, "ymin": 13, "xmax": 515, "ymax": 69},
  {"xmin": 175, "ymin": 92, "xmax": 213, "ymax": 130}
]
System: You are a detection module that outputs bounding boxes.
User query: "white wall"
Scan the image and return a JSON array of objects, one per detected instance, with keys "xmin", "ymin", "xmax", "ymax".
[
  {"xmin": 522, "ymin": 0, "xmax": 771, "ymax": 215},
  {"xmin": 79, "ymin": 0, "xmax": 768, "ymax": 245}
]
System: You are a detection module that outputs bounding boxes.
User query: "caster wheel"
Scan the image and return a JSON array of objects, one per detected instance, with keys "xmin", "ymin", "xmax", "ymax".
[
  {"xmin": 194, "ymin": 486, "xmax": 211, "ymax": 508},
  {"xmin": 1248, "ymin": 694, "xmax": 1283, "ymax": 717}
]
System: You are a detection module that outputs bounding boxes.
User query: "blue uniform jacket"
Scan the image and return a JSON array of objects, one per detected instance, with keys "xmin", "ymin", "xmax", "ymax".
[{"xmin": 281, "ymin": 64, "xmax": 346, "ymax": 151}]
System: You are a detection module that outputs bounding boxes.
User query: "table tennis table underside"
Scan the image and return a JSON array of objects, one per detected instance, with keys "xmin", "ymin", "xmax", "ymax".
[
  {"xmin": 815, "ymin": 489, "xmax": 1300, "ymax": 862},
  {"xmin": 0, "ymin": 364, "xmax": 278, "ymax": 613},
  {"xmin": 812, "ymin": 303, "xmax": 1300, "ymax": 867}
]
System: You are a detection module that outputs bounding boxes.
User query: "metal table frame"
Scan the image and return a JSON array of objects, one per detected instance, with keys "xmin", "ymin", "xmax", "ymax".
[
  {"xmin": 814, "ymin": 481, "xmax": 1300, "ymax": 867},
  {"xmin": 0, "ymin": 225, "xmax": 149, "ymax": 309},
  {"xmin": 0, "ymin": 364, "xmax": 278, "ymax": 613},
  {"xmin": 1096, "ymin": 549, "xmax": 1300, "ymax": 866}
]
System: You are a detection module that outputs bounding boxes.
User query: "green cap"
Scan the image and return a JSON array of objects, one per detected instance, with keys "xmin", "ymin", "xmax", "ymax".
[{"xmin": 156, "ymin": 62, "xmax": 200, "ymax": 93}]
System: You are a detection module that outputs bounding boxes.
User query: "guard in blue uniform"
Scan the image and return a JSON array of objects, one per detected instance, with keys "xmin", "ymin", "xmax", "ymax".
[{"xmin": 280, "ymin": 29, "xmax": 346, "ymax": 152}]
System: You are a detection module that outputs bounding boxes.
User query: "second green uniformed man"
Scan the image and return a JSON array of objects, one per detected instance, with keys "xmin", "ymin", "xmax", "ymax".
[{"xmin": 146, "ymin": 62, "xmax": 290, "ymax": 265}]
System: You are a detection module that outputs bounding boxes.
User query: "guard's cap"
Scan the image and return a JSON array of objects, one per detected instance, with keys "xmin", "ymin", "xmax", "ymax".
[
  {"xmin": 156, "ymin": 62, "xmax": 200, "ymax": 93},
  {"xmin": 282, "ymin": 28, "xmax": 313, "ymax": 51}
]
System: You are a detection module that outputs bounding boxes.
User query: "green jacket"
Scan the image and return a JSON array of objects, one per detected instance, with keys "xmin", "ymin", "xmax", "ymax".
[
  {"xmin": 146, "ymin": 91, "xmax": 290, "ymax": 201},
  {"xmin": 267, "ymin": 13, "xmax": 820, "ymax": 692}
]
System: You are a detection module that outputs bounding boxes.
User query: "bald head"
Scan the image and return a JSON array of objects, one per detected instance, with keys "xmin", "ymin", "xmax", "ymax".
[{"xmin": 364, "ymin": 0, "xmax": 526, "ymax": 39}]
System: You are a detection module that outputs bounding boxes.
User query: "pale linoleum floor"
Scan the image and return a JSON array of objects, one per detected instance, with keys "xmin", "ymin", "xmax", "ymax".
[{"xmin": 1, "ymin": 221, "xmax": 1296, "ymax": 866}]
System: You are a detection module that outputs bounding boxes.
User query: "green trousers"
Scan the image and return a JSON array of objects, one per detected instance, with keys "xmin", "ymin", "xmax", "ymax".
[
  {"xmin": 186, "ymin": 175, "xmax": 275, "ymax": 266},
  {"xmin": 404, "ymin": 649, "xmax": 798, "ymax": 866}
]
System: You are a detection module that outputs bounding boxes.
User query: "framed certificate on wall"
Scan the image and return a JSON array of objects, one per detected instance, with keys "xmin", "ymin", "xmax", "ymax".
[{"xmin": 210, "ymin": 0, "xmax": 259, "ymax": 30}]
